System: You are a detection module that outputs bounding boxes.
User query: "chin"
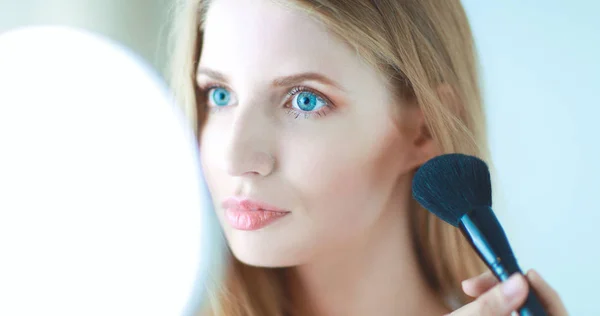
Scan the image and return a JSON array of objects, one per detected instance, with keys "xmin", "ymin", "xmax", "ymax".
[
  {"xmin": 226, "ymin": 231, "xmax": 312, "ymax": 268},
  {"xmin": 232, "ymin": 251, "xmax": 294, "ymax": 268}
]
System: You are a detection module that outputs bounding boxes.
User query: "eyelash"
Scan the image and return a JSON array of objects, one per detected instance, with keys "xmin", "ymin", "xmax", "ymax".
[
  {"xmin": 198, "ymin": 83, "xmax": 335, "ymax": 119},
  {"xmin": 285, "ymin": 86, "xmax": 333, "ymax": 119}
]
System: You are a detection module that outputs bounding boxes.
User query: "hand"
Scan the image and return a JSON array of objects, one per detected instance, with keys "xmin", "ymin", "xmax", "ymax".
[{"xmin": 446, "ymin": 269, "xmax": 568, "ymax": 316}]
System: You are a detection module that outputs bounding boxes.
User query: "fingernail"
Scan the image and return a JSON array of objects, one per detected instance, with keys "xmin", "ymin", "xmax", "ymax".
[
  {"xmin": 461, "ymin": 276, "xmax": 476, "ymax": 287},
  {"xmin": 502, "ymin": 274, "xmax": 524, "ymax": 301}
]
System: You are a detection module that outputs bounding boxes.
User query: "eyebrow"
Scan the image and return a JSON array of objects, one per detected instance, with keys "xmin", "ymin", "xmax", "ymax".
[{"xmin": 197, "ymin": 67, "xmax": 346, "ymax": 92}]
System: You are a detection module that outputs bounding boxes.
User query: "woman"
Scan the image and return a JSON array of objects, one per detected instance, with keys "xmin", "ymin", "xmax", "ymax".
[{"xmin": 169, "ymin": 0, "xmax": 568, "ymax": 315}]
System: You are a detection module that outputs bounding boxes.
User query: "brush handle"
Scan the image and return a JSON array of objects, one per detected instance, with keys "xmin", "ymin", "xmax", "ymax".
[
  {"xmin": 492, "ymin": 255, "xmax": 547, "ymax": 316},
  {"xmin": 459, "ymin": 211, "xmax": 548, "ymax": 316},
  {"xmin": 518, "ymin": 287, "xmax": 547, "ymax": 316}
]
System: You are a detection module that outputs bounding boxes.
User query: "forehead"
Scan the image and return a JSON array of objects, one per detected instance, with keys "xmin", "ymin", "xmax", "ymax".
[{"xmin": 200, "ymin": 0, "xmax": 361, "ymax": 84}]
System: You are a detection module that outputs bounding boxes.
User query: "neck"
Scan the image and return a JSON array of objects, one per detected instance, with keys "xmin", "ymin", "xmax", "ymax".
[{"xmin": 287, "ymin": 187, "xmax": 450, "ymax": 316}]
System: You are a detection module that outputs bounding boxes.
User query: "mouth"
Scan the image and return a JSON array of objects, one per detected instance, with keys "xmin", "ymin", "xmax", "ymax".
[{"xmin": 221, "ymin": 197, "xmax": 290, "ymax": 231}]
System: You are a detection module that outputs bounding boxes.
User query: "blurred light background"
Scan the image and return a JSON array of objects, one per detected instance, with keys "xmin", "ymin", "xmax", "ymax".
[
  {"xmin": 1, "ymin": 0, "xmax": 598, "ymax": 315},
  {"xmin": 464, "ymin": 2, "xmax": 599, "ymax": 315},
  {"xmin": 0, "ymin": 0, "xmax": 173, "ymax": 77}
]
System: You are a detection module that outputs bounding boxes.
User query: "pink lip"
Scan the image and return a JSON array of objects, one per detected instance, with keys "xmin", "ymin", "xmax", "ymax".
[{"xmin": 221, "ymin": 197, "xmax": 290, "ymax": 231}]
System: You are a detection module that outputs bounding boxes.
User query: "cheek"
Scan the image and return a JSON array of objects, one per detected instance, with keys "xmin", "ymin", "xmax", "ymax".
[
  {"xmin": 281, "ymin": 126, "xmax": 404, "ymax": 236},
  {"xmin": 199, "ymin": 148, "xmax": 217, "ymax": 194},
  {"xmin": 198, "ymin": 124, "xmax": 228, "ymax": 197}
]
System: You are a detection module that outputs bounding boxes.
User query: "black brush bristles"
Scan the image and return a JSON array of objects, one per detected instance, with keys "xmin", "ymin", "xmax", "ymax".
[{"xmin": 412, "ymin": 153, "xmax": 492, "ymax": 227}]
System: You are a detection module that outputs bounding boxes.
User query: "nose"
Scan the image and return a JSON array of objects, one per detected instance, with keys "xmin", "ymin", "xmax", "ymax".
[{"xmin": 223, "ymin": 107, "xmax": 276, "ymax": 177}]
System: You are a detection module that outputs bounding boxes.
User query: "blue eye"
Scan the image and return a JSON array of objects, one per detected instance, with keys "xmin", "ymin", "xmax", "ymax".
[
  {"xmin": 293, "ymin": 91, "xmax": 327, "ymax": 112},
  {"xmin": 209, "ymin": 87, "xmax": 231, "ymax": 107}
]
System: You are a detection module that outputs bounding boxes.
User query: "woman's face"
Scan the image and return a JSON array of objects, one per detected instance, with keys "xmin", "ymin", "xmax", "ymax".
[{"xmin": 198, "ymin": 0, "xmax": 428, "ymax": 266}]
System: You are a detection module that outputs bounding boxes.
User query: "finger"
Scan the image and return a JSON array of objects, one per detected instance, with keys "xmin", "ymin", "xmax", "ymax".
[
  {"xmin": 451, "ymin": 273, "xmax": 528, "ymax": 316},
  {"xmin": 526, "ymin": 269, "xmax": 569, "ymax": 316},
  {"xmin": 462, "ymin": 271, "xmax": 499, "ymax": 297}
]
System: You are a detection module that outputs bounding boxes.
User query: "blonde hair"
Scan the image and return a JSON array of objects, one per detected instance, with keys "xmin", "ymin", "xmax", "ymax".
[{"xmin": 168, "ymin": 0, "xmax": 489, "ymax": 314}]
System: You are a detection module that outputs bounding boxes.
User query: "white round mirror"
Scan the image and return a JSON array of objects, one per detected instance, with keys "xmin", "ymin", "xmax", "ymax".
[{"xmin": 0, "ymin": 26, "xmax": 219, "ymax": 316}]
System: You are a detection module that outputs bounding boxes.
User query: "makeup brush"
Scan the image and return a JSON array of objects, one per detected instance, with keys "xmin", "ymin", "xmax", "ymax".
[{"xmin": 412, "ymin": 153, "xmax": 547, "ymax": 316}]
